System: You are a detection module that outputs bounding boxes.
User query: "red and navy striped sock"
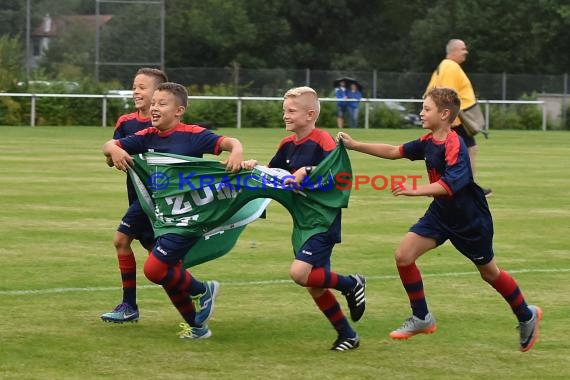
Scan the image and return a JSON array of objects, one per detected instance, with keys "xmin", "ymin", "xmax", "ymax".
[
  {"xmin": 397, "ymin": 263, "xmax": 429, "ymax": 319},
  {"xmin": 313, "ymin": 290, "xmax": 356, "ymax": 338},
  {"xmin": 163, "ymin": 263, "xmax": 196, "ymax": 325},
  {"xmin": 306, "ymin": 267, "xmax": 355, "ymax": 293},
  {"xmin": 491, "ymin": 269, "xmax": 533, "ymax": 322},
  {"xmin": 118, "ymin": 252, "xmax": 137, "ymax": 308},
  {"xmin": 144, "ymin": 255, "xmax": 198, "ymax": 325}
]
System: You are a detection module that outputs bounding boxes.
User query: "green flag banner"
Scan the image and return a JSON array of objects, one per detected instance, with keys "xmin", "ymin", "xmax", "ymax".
[{"xmin": 128, "ymin": 141, "xmax": 352, "ymax": 267}]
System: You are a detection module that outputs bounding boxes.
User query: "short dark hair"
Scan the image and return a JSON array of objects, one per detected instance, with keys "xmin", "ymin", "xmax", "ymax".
[
  {"xmin": 156, "ymin": 82, "xmax": 188, "ymax": 108},
  {"xmin": 135, "ymin": 67, "xmax": 168, "ymax": 86},
  {"xmin": 425, "ymin": 87, "xmax": 460, "ymax": 122}
]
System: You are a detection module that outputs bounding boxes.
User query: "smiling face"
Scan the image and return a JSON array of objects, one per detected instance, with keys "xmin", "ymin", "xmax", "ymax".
[
  {"xmin": 131, "ymin": 74, "xmax": 158, "ymax": 114},
  {"xmin": 150, "ymin": 89, "xmax": 185, "ymax": 131},
  {"xmin": 282, "ymin": 89, "xmax": 319, "ymax": 137},
  {"xmin": 282, "ymin": 97, "xmax": 317, "ymax": 135}
]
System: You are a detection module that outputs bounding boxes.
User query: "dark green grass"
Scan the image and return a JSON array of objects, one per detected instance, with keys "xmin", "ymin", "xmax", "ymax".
[{"xmin": 0, "ymin": 126, "xmax": 569, "ymax": 379}]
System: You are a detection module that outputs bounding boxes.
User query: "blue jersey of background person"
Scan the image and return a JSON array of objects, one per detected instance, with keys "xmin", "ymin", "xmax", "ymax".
[
  {"xmin": 113, "ymin": 112, "xmax": 152, "ymax": 205},
  {"xmin": 400, "ymin": 130, "xmax": 493, "ymax": 261},
  {"xmin": 335, "ymin": 84, "xmax": 348, "ymax": 115}
]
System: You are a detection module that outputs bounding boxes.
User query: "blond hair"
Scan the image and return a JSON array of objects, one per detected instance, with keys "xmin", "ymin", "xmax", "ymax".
[{"xmin": 284, "ymin": 86, "xmax": 320, "ymax": 118}]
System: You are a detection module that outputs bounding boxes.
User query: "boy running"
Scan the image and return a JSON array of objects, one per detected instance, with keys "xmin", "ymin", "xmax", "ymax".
[
  {"xmin": 242, "ymin": 86, "xmax": 366, "ymax": 351},
  {"xmin": 101, "ymin": 68, "xmax": 168, "ymax": 323},
  {"xmin": 338, "ymin": 87, "xmax": 541, "ymax": 352},
  {"xmin": 103, "ymin": 82, "xmax": 243, "ymax": 339}
]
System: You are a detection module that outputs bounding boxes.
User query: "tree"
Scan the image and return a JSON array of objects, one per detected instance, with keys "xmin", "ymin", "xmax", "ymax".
[
  {"xmin": 0, "ymin": 0, "xmax": 26, "ymax": 37},
  {"xmin": 408, "ymin": 0, "xmax": 570, "ymax": 74},
  {"xmin": 0, "ymin": 34, "xmax": 24, "ymax": 90}
]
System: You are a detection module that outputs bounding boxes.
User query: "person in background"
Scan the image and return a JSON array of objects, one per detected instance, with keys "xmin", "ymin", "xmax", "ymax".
[
  {"xmin": 346, "ymin": 82, "xmax": 362, "ymax": 128},
  {"xmin": 335, "ymin": 80, "xmax": 348, "ymax": 129}
]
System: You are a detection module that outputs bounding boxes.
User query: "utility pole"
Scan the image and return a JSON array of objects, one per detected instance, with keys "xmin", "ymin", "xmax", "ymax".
[{"xmin": 25, "ymin": 0, "xmax": 31, "ymax": 80}]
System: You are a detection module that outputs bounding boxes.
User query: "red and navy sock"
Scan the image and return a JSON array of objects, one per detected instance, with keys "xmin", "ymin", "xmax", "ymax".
[
  {"xmin": 305, "ymin": 267, "xmax": 355, "ymax": 293},
  {"xmin": 491, "ymin": 269, "xmax": 533, "ymax": 322},
  {"xmin": 118, "ymin": 252, "xmax": 137, "ymax": 308},
  {"xmin": 144, "ymin": 255, "xmax": 199, "ymax": 325},
  {"xmin": 313, "ymin": 290, "xmax": 356, "ymax": 338},
  {"xmin": 163, "ymin": 263, "xmax": 197, "ymax": 325},
  {"xmin": 397, "ymin": 263, "xmax": 429, "ymax": 319}
]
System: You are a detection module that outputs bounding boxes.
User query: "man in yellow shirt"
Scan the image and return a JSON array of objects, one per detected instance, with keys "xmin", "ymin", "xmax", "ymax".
[{"xmin": 426, "ymin": 39, "xmax": 492, "ymax": 196}]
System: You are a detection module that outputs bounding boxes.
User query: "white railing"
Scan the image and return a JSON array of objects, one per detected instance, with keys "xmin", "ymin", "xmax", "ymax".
[{"xmin": 0, "ymin": 93, "xmax": 547, "ymax": 131}]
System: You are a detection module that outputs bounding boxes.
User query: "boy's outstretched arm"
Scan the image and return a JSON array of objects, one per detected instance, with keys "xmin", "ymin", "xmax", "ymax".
[
  {"xmin": 102, "ymin": 139, "xmax": 133, "ymax": 172},
  {"xmin": 220, "ymin": 137, "xmax": 244, "ymax": 172},
  {"xmin": 393, "ymin": 181, "xmax": 448, "ymax": 197},
  {"xmin": 337, "ymin": 132, "xmax": 403, "ymax": 159}
]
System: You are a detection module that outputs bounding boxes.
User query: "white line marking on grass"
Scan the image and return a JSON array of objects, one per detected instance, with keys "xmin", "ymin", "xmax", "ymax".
[{"xmin": 1, "ymin": 268, "xmax": 568, "ymax": 296}]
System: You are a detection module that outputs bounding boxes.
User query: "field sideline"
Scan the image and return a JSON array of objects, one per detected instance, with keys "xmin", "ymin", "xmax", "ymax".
[{"xmin": 1, "ymin": 126, "xmax": 569, "ymax": 379}]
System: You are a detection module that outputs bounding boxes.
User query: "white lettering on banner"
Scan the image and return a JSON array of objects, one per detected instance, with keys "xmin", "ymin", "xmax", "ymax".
[
  {"xmin": 190, "ymin": 186, "xmax": 215, "ymax": 206},
  {"xmin": 159, "ymin": 183, "xmax": 241, "ymax": 225},
  {"xmin": 165, "ymin": 195, "xmax": 193, "ymax": 215}
]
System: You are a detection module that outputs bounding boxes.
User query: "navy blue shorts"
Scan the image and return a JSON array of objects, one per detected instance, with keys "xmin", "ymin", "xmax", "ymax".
[
  {"xmin": 295, "ymin": 212, "xmax": 342, "ymax": 269},
  {"xmin": 454, "ymin": 125, "xmax": 476, "ymax": 148},
  {"xmin": 117, "ymin": 200, "xmax": 155, "ymax": 250},
  {"xmin": 410, "ymin": 211, "xmax": 494, "ymax": 266},
  {"xmin": 151, "ymin": 233, "xmax": 200, "ymax": 265}
]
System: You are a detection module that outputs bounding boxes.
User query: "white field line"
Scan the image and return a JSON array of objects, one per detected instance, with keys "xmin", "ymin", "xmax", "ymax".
[{"xmin": 1, "ymin": 268, "xmax": 568, "ymax": 296}]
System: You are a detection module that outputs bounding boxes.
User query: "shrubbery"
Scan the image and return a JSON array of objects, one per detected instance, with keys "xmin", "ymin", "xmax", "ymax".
[
  {"xmin": 486, "ymin": 94, "xmax": 548, "ymax": 130},
  {"xmin": 1, "ymin": 83, "xmax": 554, "ymax": 130}
]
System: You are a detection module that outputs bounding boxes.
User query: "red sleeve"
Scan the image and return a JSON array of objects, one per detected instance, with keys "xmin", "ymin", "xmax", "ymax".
[
  {"xmin": 213, "ymin": 136, "xmax": 225, "ymax": 155},
  {"xmin": 437, "ymin": 179, "xmax": 453, "ymax": 195},
  {"xmin": 444, "ymin": 135, "xmax": 460, "ymax": 166}
]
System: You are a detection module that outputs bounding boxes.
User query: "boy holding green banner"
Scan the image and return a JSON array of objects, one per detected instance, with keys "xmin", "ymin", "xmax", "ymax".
[
  {"xmin": 103, "ymin": 82, "xmax": 243, "ymax": 340},
  {"xmin": 242, "ymin": 87, "xmax": 366, "ymax": 351}
]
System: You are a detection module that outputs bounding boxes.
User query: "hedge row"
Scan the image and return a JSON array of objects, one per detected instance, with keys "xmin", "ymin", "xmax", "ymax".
[{"xmin": 1, "ymin": 84, "xmax": 555, "ymax": 130}]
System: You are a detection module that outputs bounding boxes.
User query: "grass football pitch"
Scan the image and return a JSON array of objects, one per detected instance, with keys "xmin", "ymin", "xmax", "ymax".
[{"xmin": 0, "ymin": 126, "xmax": 569, "ymax": 379}]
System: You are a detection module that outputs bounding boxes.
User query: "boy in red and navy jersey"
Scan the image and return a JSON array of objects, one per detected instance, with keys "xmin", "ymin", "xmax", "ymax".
[
  {"xmin": 338, "ymin": 87, "xmax": 542, "ymax": 352},
  {"xmin": 103, "ymin": 82, "xmax": 243, "ymax": 339},
  {"xmin": 242, "ymin": 87, "xmax": 366, "ymax": 351},
  {"xmin": 101, "ymin": 68, "xmax": 168, "ymax": 324}
]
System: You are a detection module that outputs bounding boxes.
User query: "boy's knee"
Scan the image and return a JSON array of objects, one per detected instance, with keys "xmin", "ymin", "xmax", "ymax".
[
  {"xmin": 143, "ymin": 254, "xmax": 168, "ymax": 284},
  {"xmin": 289, "ymin": 269, "xmax": 304, "ymax": 286},
  {"xmin": 113, "ymin": 232, "xmax": 133, "ymax": 251},
  {"xmin": 289, "ymin": 266, "xmax": 308, "ymax": 286},
  {"xmin": 394, "ymin": 248, "xmax": 414, "ymax": 267}
]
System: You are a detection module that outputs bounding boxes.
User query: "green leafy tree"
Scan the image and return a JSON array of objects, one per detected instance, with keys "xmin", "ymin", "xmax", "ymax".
[
  {"xmin": 409, "ymin": 0, "xmax": 570, "ymax": 74},
  {"xmin": 0, "ymin": 0, "xmax": 26, "ymax": 37},
  {"xmin": 0, "ymin": 34, "xmax": 24, "ymax": 90}
]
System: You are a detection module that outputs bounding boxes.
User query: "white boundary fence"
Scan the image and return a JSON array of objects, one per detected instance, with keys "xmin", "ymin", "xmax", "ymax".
[{"xmin": 0, "ymin": 93, "xmax": 547, "ymax": 131}]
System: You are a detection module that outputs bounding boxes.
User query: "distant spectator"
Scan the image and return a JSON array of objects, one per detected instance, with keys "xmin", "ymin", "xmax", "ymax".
[
  {"xmin": 335, "ymin": 80, "xmax": 348, "ymax": 128},
  {"xmin": 346, "ymin": 83, "xmax": 362, "ymax": 128}
]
